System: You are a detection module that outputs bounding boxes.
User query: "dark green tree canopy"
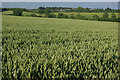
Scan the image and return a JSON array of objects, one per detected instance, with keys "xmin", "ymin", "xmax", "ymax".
[
  {"xmin": 76, "ymin": 13, "xmax": 86, "ymax": 19},
  {"xmin": 30, "ymin": 13, "xmax": 37, "ymax": 17},
  {"xmin": 76, "ymin": 7, "xmax": 84, "ymax": 12},
  {"xmin": 38, "ymin": 7, "xmax": 45, "ymax": 10},
  {"xmin": 58, "ymin": 13, "xmax": 64, "ymax": 18},
  {"xmin": 45, "ymin": 13, "xmax": 56, "ymax": 18},
  {"xmin": 111, "ymin": 13, "xmax": 116, "ymax": 19},
  {"xmin": 70, "ymin": 13, "xmax": 75, "ymax": 19},
  {"xmin": 103, "ymin": 12, "xmax": 109, "ymax": 18},
  {"xmin": 105, "ymin": 8, "xmax": 112, "ymax": 12},
  {"xmin": 13, "ymin": 8, "xmax": 23, "ymax": 16},
  {"xmin": 44, "ymin": 8, "xmax": 51, "ymax": 15},
  {"xmin": 58, "ymin": 13, "xmax": 68, "ymax": 18},
  {"xmin": 93, "ymin": 14, "xmax": 99, "ymax": 19},
  {"xmin": 38, "ymin": 7, "xmax": 45, "ymax": 14}
]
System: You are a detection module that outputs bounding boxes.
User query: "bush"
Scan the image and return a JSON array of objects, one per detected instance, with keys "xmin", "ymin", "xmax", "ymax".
[
  {"xmin": 13, "ymin": 8, "xmax": 23, "ymax": 16},
  {"xmin": 70, "ymin": 13, "xmax": 75, "ymax": 19},
  {"xmin": 115, "ymin": 18, "xmax": 120, "ymax": 22},
  {"xmin": 2, "ymin": 8, "xmax": 8, "ymax": 12},
  {"xmin": 76, "ymin": 13, "xmax": 86, "ymax": 20},
  {"xmin": 58, "ymin": 13, "xmax": 64, "ymax": 18},
  {"xmin": 44, "ymin": 8, "xmax": 51, "ymax": 15},
  {"xmin": 58, "ymin": 13, "xmax": 68, "ymax": 18},
  {"xmin": 93, "ymin": 14, "xmax": 99, "ymax": 20},
  {"xmin": 38, "ymin": 15, "xmax": 42, "ymax": 17},
  {"xmin": 38, "ymin": 10, "xmax": 44, "ymax": 14},
  {"xmin": 45, "ymin": 13, "xmax": 56, "ymax": 18},
  {"xmin": 63, "ymin": 15, "xmax": 69, "ymax": 18},
  {"xmin": 99, "ymin": 17, "xmax": 110, "ymax": 21},
  {"xmin": 103, "ymin": 12, "xmax": 109, "ymax": 18},
  {"xmin": 110, "ymin": 18, "xmax": 120, "ymax": 22},
  {"xmin": 30, "ymin": 13, "xmax": 37, "ymax": 17},
  {"xmin": 111, "ymin": 13, "xmax": 116, "ymax": 19},
  {"xmin": 38, "ymin": 7, "xmax": 45, "ymax": 14}
]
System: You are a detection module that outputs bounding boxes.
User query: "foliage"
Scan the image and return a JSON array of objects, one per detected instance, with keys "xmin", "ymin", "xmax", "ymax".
[
  {"xmin": 70, "ymin": 13, "xmax": 75, "ymax": 19},
  {"xmin": 13, "ymin": 8, "xmax": 23, "ymax": 16},
  {"xmin": 93, "ymin": 14, "xmax": 99, "ymax": 20},
  {"xmin": 76, "ymin": 7, "xmax": 84, "ymax": 12},
  {"xmin": 99, "ymin": 17, "xmax": 110, "ymax": 21},
  {"xmin": 105, "ymin": 8, "xmax": 112, "ymax": 12},
  {"xmin": 76, "ymin": 13, "xmax": 86, "ymax": 20},
  {"xmin": 30, "ymin": 13, "xmax": 37, "ymax": 17},
  {"xmin": 44, "ymin": 8, "xmax": 51, "ymax": 15},
  {"xmin": 103, "ymin": 13, "xmax": 109, "ymax": 18},
  {"xmin": 58, "ymin": 13, "xmax": 68, "ymax": 18},
  {"xmin": 45, "ymin": 13, "xmax": 56, "ymax": 18},
  {"xmin": 2, "ymin": 8, "xmax": 9, "ymax": 12},
  {"xmin": 111, "ymin": 13, "xmax": 116, "ymax": 19},
  {"xmin": 38, "ymin": 7, "xmax": 45, "ymax": 14}
]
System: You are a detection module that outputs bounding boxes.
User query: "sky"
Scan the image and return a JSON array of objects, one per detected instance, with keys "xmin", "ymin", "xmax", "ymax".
[{"xmin": 0, "ymin": 0, "xmax": 120, "ymax": 2}]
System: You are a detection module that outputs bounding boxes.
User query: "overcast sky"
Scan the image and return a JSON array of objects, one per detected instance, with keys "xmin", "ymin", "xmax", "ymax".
[{"xmin": 0, "ymin": 0, "xmax": 120, "ymax": 2}]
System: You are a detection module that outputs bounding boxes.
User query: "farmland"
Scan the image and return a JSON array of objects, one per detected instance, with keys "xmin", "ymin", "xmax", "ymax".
[{"xmin": 2, "ymin": 14, "xmax": 119, "ymax": 79}]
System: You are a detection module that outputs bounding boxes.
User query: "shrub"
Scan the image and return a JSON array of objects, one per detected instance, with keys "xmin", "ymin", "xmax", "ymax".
[
  {"xmin": 76, "ymin": 13, "xmax": 86, "ymax": 20},
  {"xmin": 63, "ymin": 15, "xmax": 69, "ymax": 18},
  {"xmin": 38, "ymin": 10, "xmax": 44, "ymax": 14},
  {"xmin": 30, "ymin": 13, "xmax": 37, "ymax": 17},
  {"xmin": 111, "ymin": 13, "xmax": 116, "ymax": 19},
  {"xmin": 38, "ymin": 15, "xmax": 42, "ymax": 17},
  {"xmin": 99, "ymin": 17, "xmax": 110, "ymax": 21},
  {"xmin": 58, "ymin": 13, "xmax": 64, "ymax": 18},
  {"xmin": 103, "ymin": 12, "xmax": 109, "ymax": 18},
  {"xmin": 38, "ymin": 7, "xmax": 45, "ymax": 14},
  {"xmin": 45, "ymin": 13, "xmax": 56, "ymax": 18},
  {"xmin": 44, "ymin": 8, "xmax": 51, "ymax": 15},
  {"xmin": 70, "ymin": 13, "xmax": 75, "ymax": 19},
  {"xmin": 2, "ymin": 8, "xmax": 8, "ymax": 12},
  {"xmin": 93, "ymin": 14, "xmax": 99, "ymax": 20},
  {"xmin": 13, "ymin": 8, "xmax": 23, "ymax": 16},
  {"xmin": 58, "ymin": 13, "xmax": 68, "ymax": 18}
]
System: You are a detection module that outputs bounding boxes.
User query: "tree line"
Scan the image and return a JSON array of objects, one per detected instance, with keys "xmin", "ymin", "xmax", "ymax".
[
  {"xmin": 37, "ymin": 7, "xmax": 119, "ymax": 13},
  {"xmin": 2, "ymin": 8, "xmax": 120, "ymax": 22},
  {"xmin": 2, "ymin": 7, "xmax": 119, "ymax": 13}
]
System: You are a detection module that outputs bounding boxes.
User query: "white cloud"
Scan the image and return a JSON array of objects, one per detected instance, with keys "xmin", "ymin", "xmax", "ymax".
[{"xmin": 0, "ymin": 0, "xmax": 119, "ymax": 2}]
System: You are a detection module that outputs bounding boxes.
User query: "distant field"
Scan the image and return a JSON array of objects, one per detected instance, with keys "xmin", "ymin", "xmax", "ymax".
[
  {"xmin": 2, "ymin": 15, "xmax": 119, "ymax": 79},
  {"xmin": 2, "ymin": 11, "xmax": 13, "ymax": 15},
  {"xmin": 2, "ymin": 11, "xmax": 43, "ymax": 16},
  {"xmin": 22, "ymin": 12, "xmax": 43, "ymax": 16}
]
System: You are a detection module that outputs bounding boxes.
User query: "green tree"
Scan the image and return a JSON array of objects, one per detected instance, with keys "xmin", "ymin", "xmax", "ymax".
[
  {"xmin": 38, "ymin": 7, "xmax": 45, "ymax": 14},
  {"xmin": 30, "ymin": 13, "xmax": 37, "ymax": 17},
  {"xmin": 44, "ymin": 8, "xmax": 51, "ymax": 15},
  {"xmin": 2, "ymin": 8, "xmax": 8, "ymax": 12},
  {"xmin": 58, "ymin": 13, "xmax": 68, "ymax": 18},
  {"xmin": 13, "ymin": 8, "xmax": 23, "ymax": 16},
  {"xmin": 76, "ymin": 13, "xmax": 86, "ymax": 20},
  {"xmin": 103, "ymin": 12, "xmax": 109, "ymax": 18},
  {"xmin": 45, "ymin": 13, "xmax": 56, "ymax": 18},
  {"xmin": 105, "ymin": 8, "xmax": 112, "ymax": 12},
  {"xmin": 111, "ymin": 13, "xmax": 116, "ymax": 19},
  {"xmin": 93, "ymin": 14, "xmax": 99, "ymax": 20},
  {"xmin": 58, "ymin": 13, "xmax": 64, "ymax": 18},
  {"xmin": 76, "ymin": 7, "xmax": 84, "ymax": 12},
  {"xmin": 70, "ymin": 13, "xmax": 75, "ymax": 19}
]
